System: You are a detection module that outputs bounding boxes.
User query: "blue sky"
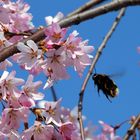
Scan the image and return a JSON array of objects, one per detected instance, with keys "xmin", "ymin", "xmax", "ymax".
[{"xmin": 7, "ymin": 0, "xmax": 140, "ymax": 137}]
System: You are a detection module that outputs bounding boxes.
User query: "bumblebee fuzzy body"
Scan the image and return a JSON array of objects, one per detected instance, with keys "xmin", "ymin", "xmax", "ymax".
[{"xmin": 92, "ymin": 74, "xmax": 119, "ymax": 102}]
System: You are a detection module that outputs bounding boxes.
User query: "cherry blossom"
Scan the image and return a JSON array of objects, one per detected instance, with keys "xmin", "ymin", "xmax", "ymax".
[
  {"xmin": 22, "ymin": 121, "xmax": 53, "ymax": 140},
  {"xmin": 28, "ymin": 60, "xmax": 43, "ymax": 75},
  {"xmin": 19, "ymin": 75, "xmax": 44, "ymax": 107},
  {"xmin": 2, "ymin": 0, "xmax": 34, "ymax": 32},
  {"xmin": 0, "ymin": 71, "xmax": 24, "ymax": 100},
  {"xmin": 2, "ymin": 88, "xmax": 21, "ymax": 108},
  {"xmin": 43, "ymin": 46, "xmax": 69, "ymax": 81},
  {"xmin": 64, "ymin": 31, "xmax": 94, "ymax": 76},
  {"xmin": 22, "ymin": 75, "xmax": 43, "ymax": 100},
  {"xmin": 45, "ymin": 23, "xmax": 67, "ymax": 43},
  {"xmin": 0, "ymin": 129, "xmax": 20, "ymax": 140},
  {"xmin": 17, "ymin": 40, "xmax": 42, "ymax": 70},
  {"xmin": 59, "ymin": 122, "xmax": 76, "ymax": 140},
  {"xmin": 45, "ymin": 12, "xmax": 64, "ymax": 25},
  {"xmin": 1, "ymin": 107, "xmax": 29, "ymax": 130},
  {"xmin": 0, "ymin": 7, "xmax": 10, "ymax": 24},
  {"xmin": 0, "ymin": 59, "xmax": 12, "ymax": 70},
  {"xmin": 45, "ymin": 117, "xmax": 80, "ymax": 140},
  {"xmin": 38, "ymin": 98, "xmax": 62, "ymax": 123},
  {"xmin": 98, "ymin": 121, "xmax": 122, "ymax": 140}
]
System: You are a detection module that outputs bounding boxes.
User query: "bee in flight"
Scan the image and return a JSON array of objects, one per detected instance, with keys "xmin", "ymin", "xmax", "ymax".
[{"xmin": 92, "ymin": 73, "xmax": 119, "ymax": 102}]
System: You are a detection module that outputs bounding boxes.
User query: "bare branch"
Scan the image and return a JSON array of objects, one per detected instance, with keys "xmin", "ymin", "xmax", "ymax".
[
  {"xmin": 123, "ymin": 114, "xmax": 140, "ymax": 140},
  {"xmin": 59, "ymin": 0, "xmax": 140, "ymax": 27},
  {"xmin": 0, "ymin": 0, "xmax": 140, "ymax": 62},
  {"xmin": 0, "ymin": 27, "xmax": 45, "ymax": 62},
  {"xmin": 77, "ymin": 8, "xmax": 126, "ymax": 140},
  {"xmin": 67, "ymin": 0, "xmax": 105, "ymax": 17}
]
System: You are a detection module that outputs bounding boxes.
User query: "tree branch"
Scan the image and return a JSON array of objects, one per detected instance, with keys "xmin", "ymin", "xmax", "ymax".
[
  {"xmin": 77, "ymin": 8, "xmax": 126, "ymax": 140},
  {"xmin": 0, "ymin": 0, "xmax": 140, "ymax": 62},
  {"xmin": 123, "ymin": 114, "xmax": 140, "ymax": 140},
  {"xmin": 67, "ymin": 0, "xmax": 105, "ymax": 17},
  {"xmin": 59, "ymin": 0, "xmax": 140, "ymax": 27}
]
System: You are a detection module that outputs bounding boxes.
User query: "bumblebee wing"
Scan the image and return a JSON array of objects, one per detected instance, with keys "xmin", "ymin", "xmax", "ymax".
[{"xmin": 104, "ymin": 93, "xmax": 112, "ymax": 103}]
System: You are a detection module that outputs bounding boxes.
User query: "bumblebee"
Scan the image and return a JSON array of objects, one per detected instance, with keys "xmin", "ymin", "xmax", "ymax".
[{"xmin": 92, "ymin": 74, "xmax": 119, "ymax": 102}]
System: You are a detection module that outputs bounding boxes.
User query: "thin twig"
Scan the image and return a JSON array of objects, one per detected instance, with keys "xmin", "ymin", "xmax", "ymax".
[
  {"xmin": 0, "ymin": 0, "xmax": 140, "ymax": 62},
  {"xmin": 50, "ymin": 86, "xmax": 58, "ymax": 101},
  {"xmin": 67, "ymin": 0, "xmax": 105, "ymax": 17},
  {"xmin": 77, "ymin": 8, "xmax": 126, "ymax": 140},
  {"xmin": 123, "ymin": 114, "xmax": 140, "ymax": 140},
  {"xmin": 113, "ymin": 119, "xmax": 129, "ymax": 132}
]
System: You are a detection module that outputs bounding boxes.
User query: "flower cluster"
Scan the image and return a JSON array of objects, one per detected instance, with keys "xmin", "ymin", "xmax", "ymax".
[
  {"xmin": 0, "ymin": 0, "xmax": 93, "ymax": 88},
  {"xmin": 0, "ymin": 70, "xmax": 121, "ymax": 139},
  {"xmin": 0, "ymin": 0, "xmax": 33, "ymax": 33},
  {"xmin": 16, "ymin": 23, "xmax": 94, "ymax": 88},
  {"xmin": 0, "ymin": 71, "xmax": 79, "ymax": 140},
  {"xmin": 94, "ymin": 121, "xmax": 122, "ymax": 140},
  {"xmin": 0, "ymin": 0, "xmax": 33, "ymax": 70}
]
